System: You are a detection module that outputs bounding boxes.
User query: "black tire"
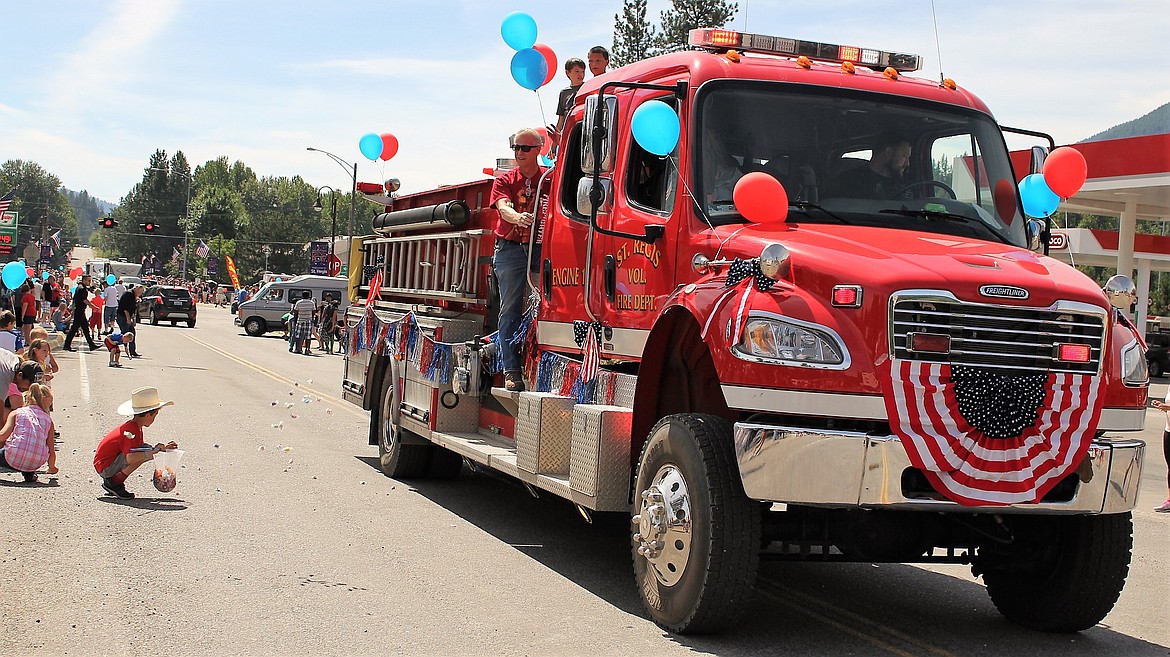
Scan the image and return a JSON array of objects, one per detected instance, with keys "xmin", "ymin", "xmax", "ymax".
[
  {"xmin": 150, "ymin": 309, "xmax": 159, "ymax": 325},
  {"xmin": 1149, "ymin": 359, "xmax": 1163, "ymax": 378},
  {"xmin": 243, "ymin": 317, "xmax": 266, "ymax": 337},
  {"xmin": 631, "ymin": 413, "xmax": 760, "ymax": 634},
  {"xmin": 170, "ymin": 320, "xmax": 177, "ymax": 326},
  {"xmin": 427, "ymin": 446, "xmax": 464, "ymax": 479},
  {"xmin": 376, "ymin": 358, "xmax": 433, "ymax": 478},
  {"xmin": 979, "ymin": 512, "xmax": 1132, "ymax": 632},
  {"xmin": 187, "ymin": 319, "xmax": 196, "ymax": 328}
]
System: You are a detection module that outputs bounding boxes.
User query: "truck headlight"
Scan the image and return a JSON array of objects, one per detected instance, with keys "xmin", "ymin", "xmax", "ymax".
[
  {"xmin": 735, "ymin": 314, "xmax": 848, "ymax": 368},
  {"xmin": 1120, "ymin": 339, "xmax": 1147, "ymax": 386}
]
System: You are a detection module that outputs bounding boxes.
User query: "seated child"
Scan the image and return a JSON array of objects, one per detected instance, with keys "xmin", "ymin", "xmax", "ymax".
[
  {"xmin": 51, "ymin": 301, "xmax": 69, "ymax": 332},
  {"xmin": 0, "ymin": 310, "xmax": 26, "ymax": 355},
  {"xmin": 104, "ymin": 332, "xmax": 134, "ymax": 367},
  {"xmin": 26, "ymin": 338, "xmax": 57, "ymax": 383},
  {"xmin": 0, "ymin": 383, "xmax": 56, "ymax": 482},
  {"xmin": 93, "ymin": 386, "xmax": 177, "ymax": 499}
]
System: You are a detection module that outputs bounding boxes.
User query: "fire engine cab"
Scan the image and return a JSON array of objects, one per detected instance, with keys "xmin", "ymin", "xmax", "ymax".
[{"xmin": 342, "ymin": 28, "xmax": 1147, "ymax": 634}]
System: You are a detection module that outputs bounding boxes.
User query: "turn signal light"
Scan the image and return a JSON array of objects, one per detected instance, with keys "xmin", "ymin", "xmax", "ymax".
[
  {"xmin": 907, "ymin": 333, "xmax": 950, "ymax": 354},
  {"xmin": 1056, "ymin": 343, "xmax": 1091, "ymax": 363},
  {"xmin": 831, "ymin": 285, "xmax": 862, "ymax": 307}
]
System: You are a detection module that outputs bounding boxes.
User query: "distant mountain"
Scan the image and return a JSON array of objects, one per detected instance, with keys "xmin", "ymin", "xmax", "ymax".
[
  {"xmin": 1082, "ymin": 102, "xmax": 1169, "ymax": 142},
  {"xmin": 62, "ymin": 188, "xmax": 117, "ymax": 244}
]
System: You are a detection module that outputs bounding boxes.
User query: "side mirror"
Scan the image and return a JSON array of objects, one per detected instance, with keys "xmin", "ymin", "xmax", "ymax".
[
  {"xmin": 1026, "ymin": 219, "xmax": 1047, "ymax": 252},
  {"xmin": 1030, "ymin": 146, "xmax": 1048, "ymax": 175},
  {"xmin": 577, "ymin": 177, "xmax": 612, "ymax": 216},
  {"xmin": 1103, "ymin": 275, "xmax": 1137, "ymax": 310},
  {"xmin": 581, "ymin": 94, "xmax": 618, "ymax": 174}
]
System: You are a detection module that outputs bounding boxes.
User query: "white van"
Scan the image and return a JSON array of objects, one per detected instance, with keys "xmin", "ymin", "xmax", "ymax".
[{"xmin": 236, "ymin": 275, "xmax": 349, "ymax": 336}]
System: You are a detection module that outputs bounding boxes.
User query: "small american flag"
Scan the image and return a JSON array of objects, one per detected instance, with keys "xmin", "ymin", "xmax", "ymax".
[
  {"xmin": 886, "ymin": 360, "xmax": 1102, "ymax": 506},
  {"xmin": 49, "ymin": 230, "xmax": 61, "ymax": 248},
  {"xmin": 195, "ymin": 241, "xmax": 210, "ymax": 258},
  {"xmin": 0, "ymin": 190, "xmax": 14, "ymax": 215},
  {"xmin": 365, "ymin": 269, "xmax": 383, "ymax": 305},
  {"xmin": 171, "ymin": 245, "xmax": 181, "ymax": 262},
  {"xmin": 580, "ymin": 324, "xmax": 600, "ymax": 384}
]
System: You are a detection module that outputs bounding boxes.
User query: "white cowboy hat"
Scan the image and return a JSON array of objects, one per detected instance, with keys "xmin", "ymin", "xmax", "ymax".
[{"xmin": 116, "ymin": 386, "xmax": 175, "ymax": 416}]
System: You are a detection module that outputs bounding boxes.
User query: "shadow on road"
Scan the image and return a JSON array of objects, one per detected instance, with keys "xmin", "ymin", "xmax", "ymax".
[
  {"xmin": 354, "ymin": 455, "xmax": 1168, "ymax": 656},
  {"xmin": 0, "ymin": 476, "xmax": 60, "ymax": 488},
  {"xmin": 96, "ymin": 496, "xmax": 189, "ymax": 511}
]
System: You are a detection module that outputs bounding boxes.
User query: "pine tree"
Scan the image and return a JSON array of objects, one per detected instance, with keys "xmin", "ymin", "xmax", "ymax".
[
  {"xmin": 657, "ymin": 0, "xmax": 738, "ymax": 54},
  {"xmin": 611, "ymin": 0, "xmax": 657, "ymax": 68}
]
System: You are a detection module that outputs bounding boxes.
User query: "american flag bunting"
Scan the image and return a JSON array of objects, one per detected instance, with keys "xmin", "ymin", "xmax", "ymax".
[{"xmin": 195, "ymin": 241, "xmax": 210, "ymax": 257}]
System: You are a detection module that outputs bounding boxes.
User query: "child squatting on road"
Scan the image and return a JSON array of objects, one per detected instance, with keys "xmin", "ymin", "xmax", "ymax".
[
  {"xmin": 0, "ymin": 383, "xmax": 56, "ymax": 482},
  {"xmin": 104, "ymin": 331, "xmax": 134, "ymax": 367},
  {"xmin": 93, "ymin": 386, "xmax": 178, "ymax": 499}
]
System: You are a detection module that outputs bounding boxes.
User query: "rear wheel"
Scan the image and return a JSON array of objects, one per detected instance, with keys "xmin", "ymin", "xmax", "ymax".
[
  {"xmin": 631, "ymin": 413, "xmax": 760, "ymax": 634},
  {"xmin": 243, "ymin": 317, "xmax": 266, "ymax": 336},
  {"xmin": 977, "ymin": 512, "xmax": 1132, "ymax": 632},
  {"xmin": 376, "ymin": 358, "xmax": 433, "ymax": 478},
  {"xmin": 427, "ymin": 447, "xmax": 464, "ymax": 479},
  {"xmin": 150, "ymin": 309, "xmax": 159, "ymax": 325},
  {"xmin": 187, "ymin": 319, "xmax": 196, "ymax": 328}
]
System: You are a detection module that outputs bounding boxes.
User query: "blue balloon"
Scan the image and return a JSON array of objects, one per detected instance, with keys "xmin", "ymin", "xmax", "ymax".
[
  {"xmin": 539, "ymin": 154, "xmax": 554, "ymax": 167},
  {"xmin": 70, "ymin": 285, "xmax": 76, "ymax": 294},
  {"xmin": 358, "ymin": 133, "xmax": 383, "ymax": 161},
  {"xmin": 631, "ymin": 100, "xmax": 680, "ymax": 156},
  {"xmin": 510, "ymin": 48, "xmax": 547, "ymax": 91},
  {"xmin": 41, "ymin": 271, "xmax": 50, "ymax": 281},
  {"xmin": 500, "ymin": 12, "xmax": 537, "ymax": 51},
  {"xmin": 105, "ymin": 274, "xmax": 116, "ymax": 285},
  {"xmin": 2, "ymin": 261, "xmax": 27, "ymax": 290},
  {"xmin": 1019, "ymin": 173, "xmax": 1060, "ymax": 218}
]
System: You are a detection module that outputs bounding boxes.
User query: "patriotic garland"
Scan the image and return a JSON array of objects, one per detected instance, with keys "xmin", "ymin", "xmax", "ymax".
[{"xmin": 347, "ymin": 307, "xmax": 455, "ymax": 385}]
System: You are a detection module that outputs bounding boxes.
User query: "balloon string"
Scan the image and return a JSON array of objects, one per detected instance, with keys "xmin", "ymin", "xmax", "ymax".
[{"xmin": 535, "ymin": 91, "xmax": 548, "ymax": 130}]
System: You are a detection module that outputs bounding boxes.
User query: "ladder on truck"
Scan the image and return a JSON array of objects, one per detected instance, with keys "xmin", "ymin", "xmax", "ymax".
[{"xmin": 364, "ymin": 230, "xmax": 488, "ymax": 303}]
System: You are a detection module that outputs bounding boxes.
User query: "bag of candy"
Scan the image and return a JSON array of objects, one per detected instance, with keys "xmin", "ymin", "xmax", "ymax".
[{"xmin": 152, "ymin": 449, "xmax": 184, "ymax": 493}]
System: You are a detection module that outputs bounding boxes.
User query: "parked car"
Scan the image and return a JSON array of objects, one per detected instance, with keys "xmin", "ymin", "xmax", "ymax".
[
  {"xmin": 1147, "ymin": 332, "xmax": 1170, "ymax": 377},
  {"xmin": 236, "ymin": 274, "xmax": 348, "ymax": 336},
  {"xmin": 137, "ymin": 285, "xmax": 197, "ymax": 328}
]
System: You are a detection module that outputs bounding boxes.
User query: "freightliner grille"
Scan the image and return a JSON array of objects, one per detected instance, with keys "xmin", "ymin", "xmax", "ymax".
[{"xmin": 890, "ymin": 293, "xmax": 1106, "ymax": 375}]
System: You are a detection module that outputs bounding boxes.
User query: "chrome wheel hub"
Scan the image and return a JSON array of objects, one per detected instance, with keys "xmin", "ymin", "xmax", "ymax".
[{"xmin": 632, "ymin": 464, "xmax": 692, "ymax": 586}]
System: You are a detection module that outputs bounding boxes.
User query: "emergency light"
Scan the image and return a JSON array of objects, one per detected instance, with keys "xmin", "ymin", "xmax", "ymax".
[{"xmin": 689, "ymin": 28, "xmax": 922, "ymax": 72}]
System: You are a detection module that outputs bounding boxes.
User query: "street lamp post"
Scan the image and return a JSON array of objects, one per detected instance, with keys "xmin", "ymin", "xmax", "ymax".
[
  {"xmin": 305, "ymin": 147, "xmax": 357, "ymax": 270},
  {"xmin": 312, "ymin": 186, "xmax": 338, "ymax": 258},
  {"xmin": 262, "ymin": 245, "xmax": 271, "ymax": 274}
]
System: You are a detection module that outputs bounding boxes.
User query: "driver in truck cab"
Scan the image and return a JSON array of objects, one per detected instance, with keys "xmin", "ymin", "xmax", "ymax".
[{"xmin": 834, "ymin": 131, "xmax": 912, "ymax": 199}]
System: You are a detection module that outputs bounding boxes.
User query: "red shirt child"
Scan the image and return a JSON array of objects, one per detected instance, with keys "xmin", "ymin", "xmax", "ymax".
[{"xmin": 93, "ymin": 386, "xmax": 177, "ymax": 499}]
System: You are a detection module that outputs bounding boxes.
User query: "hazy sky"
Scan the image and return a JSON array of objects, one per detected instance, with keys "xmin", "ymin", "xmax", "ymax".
[{"xmin": 2, "ymin": 0, "xmax": 1166, "ymax": 204}]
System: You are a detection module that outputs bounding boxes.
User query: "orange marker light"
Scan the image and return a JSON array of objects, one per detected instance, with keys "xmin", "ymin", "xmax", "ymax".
[
  {"xmin": 1057, "ymin": 343, "xmax": 1092, "ymax": 363},
  {"xmin": 796, "ymin": 55, "xmax": 812, "ymax": 69},
  {"xmin": 724, "ymin": 49, "xmax": 741, "ymax": 63},
  {"xmin": 841, "ymin": 61, "xmax": 856, "ymax": 74},
  {"xmin": 942, "ymin": 77, "xmax": 957, "ymax": 90},
  {"xmin": 883, "ymin": 67, "xmax": 899, "ymax": 80}
]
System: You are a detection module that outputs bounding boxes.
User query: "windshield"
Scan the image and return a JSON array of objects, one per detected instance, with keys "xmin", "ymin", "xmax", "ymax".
[{"xmin": 696, "ymin": 81, "xmax": 1026, "ymax": 247}]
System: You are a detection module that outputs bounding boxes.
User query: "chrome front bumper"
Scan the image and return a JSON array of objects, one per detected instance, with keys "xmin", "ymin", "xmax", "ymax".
[{"xmin": 733, "ymin": 422, "xmax": 1144, "ymax": 514}]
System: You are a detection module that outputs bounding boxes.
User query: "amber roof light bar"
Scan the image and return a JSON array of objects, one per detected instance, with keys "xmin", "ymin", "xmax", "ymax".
[{"xmin": 689, "ymin": 28, "xmax": 922, "ymax": 72}]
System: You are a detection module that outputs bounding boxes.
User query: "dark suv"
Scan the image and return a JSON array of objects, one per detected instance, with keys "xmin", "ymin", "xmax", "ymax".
[
  {"xmin": 1147, "ymin": 332, "xmax": 1170, "ymax": 377},
  {"xmin": 138, "ymin": 285, "xmax": 197, "ymax": 328}
]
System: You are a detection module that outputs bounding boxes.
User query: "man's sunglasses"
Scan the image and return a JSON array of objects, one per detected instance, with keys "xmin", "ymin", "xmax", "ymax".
[{"xmin": 511, "ymin": 144, "xmax": 538, "ymax": 153}]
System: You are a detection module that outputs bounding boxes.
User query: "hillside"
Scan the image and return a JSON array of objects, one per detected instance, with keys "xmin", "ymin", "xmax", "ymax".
[{"xmin": 1082, "ymin": 101, "xmax": 1169, "ymax": 142}]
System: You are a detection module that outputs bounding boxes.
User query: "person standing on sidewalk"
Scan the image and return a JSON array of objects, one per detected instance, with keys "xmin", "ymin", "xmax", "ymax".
[
  {"xmin": 62, "ymin": 275, "xmax": 99, "ymax": 352},
  {"xmin": 1150, "ymin": 392, "xmax": 1170, "ymax": 512},
  {"xmin": 116, "ymin": 285, "xmax": 142, "ymax": 359}
]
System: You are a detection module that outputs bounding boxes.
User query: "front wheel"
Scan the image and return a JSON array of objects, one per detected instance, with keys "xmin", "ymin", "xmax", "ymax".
[
  {"xmin": 243, "ymin": 317, "xmax": 266, "ymax": 336},
  {"xmin": 377, "ymin": 358, "xmax": 433, "ymax": 478},
  {"xmin": 631, "ymin": 413, "xmax": 760, "ymax": 634},
  {"xmin": 150, "ymin": 309, "xmax": 159, "ymax": 325},
  {"xmin": 978, "ymin": 512, "xmax": 1133, "ymax": 632}
]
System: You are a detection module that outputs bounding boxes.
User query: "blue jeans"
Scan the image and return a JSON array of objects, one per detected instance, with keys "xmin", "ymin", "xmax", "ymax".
[
  {"xmin": 493, "ymin": 240, "xmax": 538, "ymax": 373},
  {"xmin": 116, "ymin": 315, "xmax": 139, "ymax": 356}
]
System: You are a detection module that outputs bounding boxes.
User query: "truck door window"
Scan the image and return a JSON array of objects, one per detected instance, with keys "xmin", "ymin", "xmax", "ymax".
[
  {"xmin": 626, "ymin": 99, "xmax": 678, "ymax": 215},
  {"xmin": 266, "ymin": 289, "xmax": 284, "ymax": 301}
]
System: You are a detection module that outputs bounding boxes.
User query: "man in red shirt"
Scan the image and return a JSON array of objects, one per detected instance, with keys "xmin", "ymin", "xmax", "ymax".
[
  {"xmin": 94, "ymin": 386, "xmax": 177, "ymax": 499},
  {"xmin": 490, "ymin": 128, "xmax": 548, "ymax": 392}
]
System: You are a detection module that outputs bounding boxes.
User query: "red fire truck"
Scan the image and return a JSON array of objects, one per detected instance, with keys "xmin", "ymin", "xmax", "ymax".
[{"xmin": 341, "ymin": 28, "xmax": 1147, "ymax": 634}]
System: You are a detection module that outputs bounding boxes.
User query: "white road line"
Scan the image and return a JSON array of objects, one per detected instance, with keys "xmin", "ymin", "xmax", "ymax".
[{"xmin": 78, "ymin": 349, "xmax": 90, "ymax": 403}]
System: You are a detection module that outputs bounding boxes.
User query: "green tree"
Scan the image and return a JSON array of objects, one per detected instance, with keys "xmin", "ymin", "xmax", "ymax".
[
  {"xmin": 0, "ymin": 160, "xmax": 80, "ymax": 270},
  {"xmin": 656, "ymin": 0, "xmax": 738, "ymax": 54},
  {"xmin": 612, "ymin": 0, "xmax": 658, "ymax": 67}
]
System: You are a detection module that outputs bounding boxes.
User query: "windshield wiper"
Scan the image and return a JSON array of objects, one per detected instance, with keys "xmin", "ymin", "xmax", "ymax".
[
  {"xmin": 879, "ymin": 208, "xmax": 970, "ymax": 223},
  {"xmin": 790, "ymin": 202, "xmax": 854, "ymax": 225}
]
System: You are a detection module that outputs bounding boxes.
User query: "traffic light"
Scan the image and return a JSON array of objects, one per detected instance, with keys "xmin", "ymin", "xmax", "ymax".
[
  {"xmin": 100, "ymin": 217, "xmax": 118, "ymax": 228},
  {"xmin": 142, "ymin": 221, "xmax": 157, "ymax": 232}
]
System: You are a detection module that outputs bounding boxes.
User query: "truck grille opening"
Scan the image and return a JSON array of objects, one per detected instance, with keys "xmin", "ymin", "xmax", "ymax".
[
  {"xmin": 900, "ymin": 468, "xmax": 1079, "ymax": 503},
  {"xmin": 891, "ymin": 297, "xmax": 1105, "ymax": 375}
]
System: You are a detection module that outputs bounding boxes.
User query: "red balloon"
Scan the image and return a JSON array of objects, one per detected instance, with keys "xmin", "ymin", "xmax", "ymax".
[
  {"xmin": 733, "ymin": 172, "xmax": 789, "ymax": 225},
  {"xmin": 536, "ymin": 127, "xmax": 553, "ymax": 157},
  {"xmin": 24, "ymin": 267, "xmax": 34, "ymax": 277},
  {"xmin": 69, "ymin": 267, "xmax": 83, "ymax": 278},
  {"xmin": 1042, "ymin": 146, "xmax": 1087, "ymax": 198},
  {"xmin": 379, "ymin": 133, "xmax": 399, "ymax": 161},
  {"xmin": 533, "ymin": 43, "xmax": 557, "ymax": 87},
  {"xmin": 993, "ymin": 178, "xmax": 1017, "ymax": 224}
]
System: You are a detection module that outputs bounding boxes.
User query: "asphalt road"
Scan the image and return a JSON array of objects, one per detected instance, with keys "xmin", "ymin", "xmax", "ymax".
[{"xmin": 2, "ymin": 307, "xmax": 1168, "ymax": 656}]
